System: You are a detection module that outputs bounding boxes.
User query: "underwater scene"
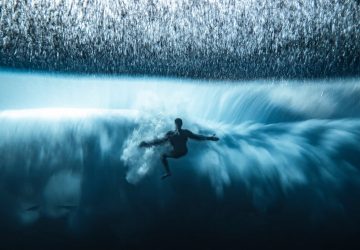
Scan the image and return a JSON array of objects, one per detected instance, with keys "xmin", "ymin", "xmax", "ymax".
[{"xmin": 0, "ymin": 1, "xmax": 360, "ymax": 249}]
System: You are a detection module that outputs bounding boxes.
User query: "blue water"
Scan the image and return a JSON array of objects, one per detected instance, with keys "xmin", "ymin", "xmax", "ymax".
[
  {"xmin": 1, "ymin": 1, "xmax": 359, "ymax": 249},
  {"xmin": 0, "ymin": 71, "xmax": 360, "ymax": 249}
]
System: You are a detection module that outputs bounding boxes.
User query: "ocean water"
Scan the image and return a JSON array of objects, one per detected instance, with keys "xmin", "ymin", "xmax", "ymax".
[
  {"xmin": 0, "ymin": 71, "xmax": 360, "ymax": 249},
  {"xmin": 1, "ymin": 0, "xmax": 360, "ymax": 249}
]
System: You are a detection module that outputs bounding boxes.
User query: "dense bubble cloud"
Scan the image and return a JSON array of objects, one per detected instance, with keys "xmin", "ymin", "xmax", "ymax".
[{"xmin": 1, "ymin": 0, "xmax": 359, "ymax": 78}]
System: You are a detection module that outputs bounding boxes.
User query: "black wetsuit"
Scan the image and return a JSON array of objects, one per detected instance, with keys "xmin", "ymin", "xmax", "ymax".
[
  {"xmin": 140, "ymin": 127, "xmax": 218, "ymax": 178},
  {"xmin": 161, "ymin": 129, "xmax": 210, "ymax": 156},
  {"xmin": 165, "ymin": 129, "xmax": 190, "ymax": 157}
]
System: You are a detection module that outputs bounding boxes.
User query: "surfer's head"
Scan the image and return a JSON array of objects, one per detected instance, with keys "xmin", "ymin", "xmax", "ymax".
[{"xmin": 175, "ymin": 118, "xmax": 183, "ymax": 129}]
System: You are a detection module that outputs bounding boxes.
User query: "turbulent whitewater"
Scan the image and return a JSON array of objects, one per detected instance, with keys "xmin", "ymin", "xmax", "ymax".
[
  {"xmin": 0, "ymin": 71, "xmax": 360, "ymax": 248},
  {"xmin": 1, "ymin": 0, "xmax": 360, "ymax": 248}
]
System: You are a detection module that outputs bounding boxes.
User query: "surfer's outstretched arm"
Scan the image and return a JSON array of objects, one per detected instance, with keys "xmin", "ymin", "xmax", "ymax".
[
  {"xmin": 139, "ymin": 136, "xmax": 168, "ymax": 148},
  {"xmin": 186, "ymin": 130, "xmax": 219, "ymax": 141}
]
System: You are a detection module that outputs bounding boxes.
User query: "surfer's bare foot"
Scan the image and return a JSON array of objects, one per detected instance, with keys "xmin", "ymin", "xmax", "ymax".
[{"xmin": 161, "ymin": 173, "xmax": 172, "ymax": 180}]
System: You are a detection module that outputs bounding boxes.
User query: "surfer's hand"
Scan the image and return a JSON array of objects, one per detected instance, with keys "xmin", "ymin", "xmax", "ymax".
[{"xmin": 139, "ymin": 141, "xmax": 149, "ymax": 148}]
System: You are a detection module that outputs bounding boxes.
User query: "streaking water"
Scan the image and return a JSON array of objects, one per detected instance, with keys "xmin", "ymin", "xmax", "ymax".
[
  {"xmin": 1, "ymin": 0, "xmax": 359, "ymax": 78},
  {"xmin": 0, "ymin": 71, "xmax": 360, "ymax": 249},
  {"xmin": 1, "ymin": 0, "xmax": 360, "ymax": 249}
]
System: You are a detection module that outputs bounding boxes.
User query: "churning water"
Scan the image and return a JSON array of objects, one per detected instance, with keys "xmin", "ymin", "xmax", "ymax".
[
  {"xmin": 0, "ymin": 0, "xmax": 360, "ymax": 249},
  {"xmin": 0, "ymin": 71, "xmax": 360, "ymax": 249},
  {"xmin": 0, "ymin": 0, "xmax": 359, "ymax": 78}
]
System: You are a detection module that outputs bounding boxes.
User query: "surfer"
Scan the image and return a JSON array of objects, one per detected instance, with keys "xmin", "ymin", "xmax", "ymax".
[{"xmin": 139, "ymin": 118, "xmax": 219, "ymax": 179}]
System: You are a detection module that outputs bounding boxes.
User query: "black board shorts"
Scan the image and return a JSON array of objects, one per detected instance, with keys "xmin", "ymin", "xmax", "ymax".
[{"xmin": 165, "ymin": 150, "xmax": 187, "ymax": 159}]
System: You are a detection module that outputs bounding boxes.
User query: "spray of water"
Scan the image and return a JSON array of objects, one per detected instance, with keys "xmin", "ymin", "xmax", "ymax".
[{"xmin": 1, "ymin": 0, "xmax": 359, "ymax": 78}]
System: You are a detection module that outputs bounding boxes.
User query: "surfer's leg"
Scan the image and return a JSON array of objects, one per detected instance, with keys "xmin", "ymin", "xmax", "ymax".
[
  {"xmin": 160, "ymin": 151, "xmax": 187, "ymax": 179},
  {"xmin": 161, "ymin": 153, "xmax": 172, "ymax": 179}
]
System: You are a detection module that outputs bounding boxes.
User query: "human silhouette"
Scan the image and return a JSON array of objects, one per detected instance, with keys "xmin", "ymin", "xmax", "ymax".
[{"xmin": 139, "ymin": 118, "xmax": 219, "ymax": 179}]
